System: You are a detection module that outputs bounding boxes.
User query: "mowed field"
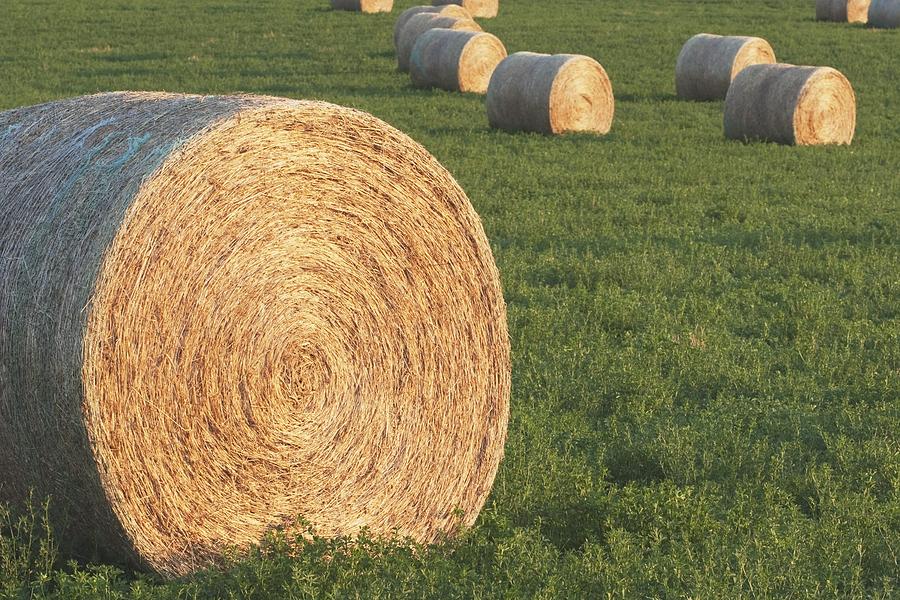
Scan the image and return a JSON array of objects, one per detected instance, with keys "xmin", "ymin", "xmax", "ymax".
[{"xmin": 1, "ymin": 0, "xmax": 898, "ymax": 597}]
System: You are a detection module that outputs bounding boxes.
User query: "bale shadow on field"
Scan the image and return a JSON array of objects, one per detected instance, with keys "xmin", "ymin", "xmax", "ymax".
[{"xmin": 514, "ymin": 501, "xmax": 609, "ymax": 551}]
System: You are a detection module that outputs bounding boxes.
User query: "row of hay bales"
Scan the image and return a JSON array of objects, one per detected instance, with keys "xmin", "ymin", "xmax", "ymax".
[
  {"xmin": 676, "ymin": 34, "xmax": 857, "ymax": 146},
  {"xmin": 816, "ymin": 0, "xmax": 900, "ymax": 27},
  {"xmin": 332, "ymin": 0, "xmax": 497, "ymax": 17},
  {"xmin": 392, "ymin": 4, "xmax": 615, "ymax": 135}
]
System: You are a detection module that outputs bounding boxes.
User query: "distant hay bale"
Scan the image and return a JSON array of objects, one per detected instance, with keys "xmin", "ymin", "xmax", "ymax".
[
  {"xmin": 410, "ymin": 29, "xmax": 507, "ymax": 93},
  {"xmin": 815, "ymin": 0, "xmax": 870, "ymax": 22},
  {"xmin": 432, "ymin": 0, "xmax": 498, "ymax": 18},
  {"xmin": 0, "ymin": 92, "xmax": 511, "ymax": 578},
  {"xmin": 724, "ymin": 64, "xmax": 856, "ymax": 145},
  {"xmin": 675, "ymin": 33, "xmax": 776, "ymax": 101},
  {"xmin": 868, "ymin": 0, "xmax": 900, "ymax": 26},
  {"xmin": 394, "ymin": 5, "xmax": 472, "ymax": 49},
  {"xmin": 486, "ymin": 52, "xmax": 615, "ymax": 135},
  {"xmin": 331, "ymin": 0, "xmax": 393, "ymax": 13},
  {"xmin": 396, "ymin": 13, "xmax": 481, "ymax": 72}
]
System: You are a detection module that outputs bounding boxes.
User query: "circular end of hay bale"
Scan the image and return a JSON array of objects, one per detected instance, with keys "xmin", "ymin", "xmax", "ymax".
[
  {"xmin": 458, "ymin": 33, "xmax": 508, "ymax": 93},
  {"xmin": 730, "ymin": 38, "xmax": 776, "ymax": 80},
  {"xmin": 397, "ymin": 13, "xmax": 482, "ymax": 72},
  {"xmin": 332, "ymin": 0, "xmax": 394, "ymax": 13},
  {"xmin": 549, "ymin": 56, "xmax": 615, "ymax": 134},
  {"xmin": 394, "ymin": 5, "xmax": 472, "ymax": 48},
  {"xmin": 793, "ymin": 67, "xmax": 856, "ymax": 145}
]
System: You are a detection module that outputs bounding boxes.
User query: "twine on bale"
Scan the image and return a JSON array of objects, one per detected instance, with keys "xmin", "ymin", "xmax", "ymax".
[
  {"xmin": 815, "ymin": 0, "xmax": 871, "ymax": 22},
  {"xmin": 410, "ymin": 29, "xmax": 507, "ymax": 94},
  {"xmin": 432, "ymin": 0, "xmax": 498, "ymax": 19},
  {"xmin": 0, "ymin": 92, "xmax": 511, "ymax": 578},
  {"xmin": 486, "ymin": 52, "xmax": 615, "ymax": 135},
  {"xmin": 724, "ymin": 64, "xmax": 856, "ymax": 145},
  {"xmin": 330, "ymin": 0, "xmax": 394, "ymax": 13},
  {"xmin": 396, "ymin": 13, "xmax": 482, "ymax": 72},
  {"xmin": 675, "ymin": 34, "xmax": 776, "ymax": 101},
  {"xmin": 868, "ymin": 0, "xmax": 900, "ymax": 27},
  {"xmin": 394, "ymin": 5, "xmax": 472, "ymax": 49}
]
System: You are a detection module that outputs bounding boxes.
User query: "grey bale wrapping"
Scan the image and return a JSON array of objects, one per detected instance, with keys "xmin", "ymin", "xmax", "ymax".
[
  {"xmin": 868, "ymin": 0, "xmax": 900, "ymax": 26},
  {"xmin": 675, "ymin": 34, "xmax": 776, "ymax": 101}
]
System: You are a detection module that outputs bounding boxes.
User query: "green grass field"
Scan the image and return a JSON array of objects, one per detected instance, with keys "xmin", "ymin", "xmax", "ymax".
[{"xmin": 1, "ymin": 0, "xmax": 898, "ymax": 597}]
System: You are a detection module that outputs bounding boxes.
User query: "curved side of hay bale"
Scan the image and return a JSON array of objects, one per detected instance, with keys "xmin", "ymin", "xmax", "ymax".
[
  {"xmin": 486, "ymin": 52, "xmax": 614, "ymax": 135},
  {"xmin": 724, "ymin": 64, "xmax": 856, "ymax": 145},
  {"xmin": 868, "ymin": 0, "xmax": 900, "ymax": 26},
  {"xmin": 331, "ymin": 0, "xmax": 394, "ymax": 13},
  {"xmin": 432, "ymin": 0, "xmax": 498, "ymax": 19},
  {"xmin": 0, "ymin": 92, "xmax": 511, "ymax": 577},
  {"xmin": 410, "ymin": 29, "xmax": 507, "ymax": 94},
  {"xmin": 675, "ymin": 33, "xmax": 776, "ymax": 101},
  {"xmin": 394, "ymin": 5, "xmax": 472, "ymax": 48},
  {"xmin": 815, "ymin": 0, "xmax": 871, "ymax": 22},
  {"xmin": 396, "ymin": 13, "xmax": 482, "ymax": 72}
]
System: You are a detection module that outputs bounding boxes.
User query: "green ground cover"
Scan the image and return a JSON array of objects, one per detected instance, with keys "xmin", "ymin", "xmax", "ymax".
[{"xmin": 0, "ymin": 0, "xmax": 897, "ymax": 597}]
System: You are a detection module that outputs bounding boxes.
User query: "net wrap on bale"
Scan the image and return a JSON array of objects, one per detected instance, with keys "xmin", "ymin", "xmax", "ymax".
[
  {"xmin": 675, "ymin": 33, "xmax": 776, "ymax": 101},
  {"xmin": 724, "ymin": 64, "xmax": 856, "ymax": 145},
  {"xmin": 410, "ymin": 29, "xmax": 508, "ymax": 94},
  {"xmin": 432, "ymin": 0, "xmax": 498, "ymax": 18},
  {"xmin": 396, "ymin": 13, "xmax": 482, "ymax": 72},
  {"xmin": 331, "ymin": 0, "xmax": 394, "ymax": 13},
  {"xmin": 815, "ymin": 0, "xmax": 871, "ymax": 22},
  {"xmin": 0, "ymin": 92, "xmax": 510, "ymax": 578},
  {"xmin": 868, "ymin": 0, "xmax": 900, "ymax": 26}
]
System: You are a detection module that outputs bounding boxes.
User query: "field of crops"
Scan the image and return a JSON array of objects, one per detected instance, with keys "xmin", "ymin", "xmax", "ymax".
[{"xmin": 1, "ymin": 0, "xmax": 897, "ymax": 597}]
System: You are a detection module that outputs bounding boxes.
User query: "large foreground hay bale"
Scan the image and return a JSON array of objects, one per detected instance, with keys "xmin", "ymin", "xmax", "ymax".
[
  {"xmin": 675, "ymin": 33, "xmax": 776, "ymax": 101},
  {"xmin": 868, "ymin": 0, "xmax": 900, "ymax": 26},
  {"xmin": 331, "ymin": 0, "xmax": 393, "ymax": 12},
  {"xmin": 815, "ymin": 0, "xmax": 870, "ymax": 22},
  {"xmin": 394, "ymin": 5, "xmax": 472, "ymax": 49},
  {"xmin": 724, "ymin": 64, "xmax": 856, "ymax": 145},
  {"xmin": 486, "ymin": 52, "xmax": 615, "ymax": 135},
  {"xmin": 396, "ymin": 13, "xmax": 481, "ymax": 72},
  {"xmin": 410, "ymin": 29, "xmax": 507, "ymax": 94},
  {"xmin": 0, "ymin": 92, "xmax": 510, "ymax": 578},
  {"xmin": 432, "ymin": 0, "xmax": 498, "ymax": 18}
]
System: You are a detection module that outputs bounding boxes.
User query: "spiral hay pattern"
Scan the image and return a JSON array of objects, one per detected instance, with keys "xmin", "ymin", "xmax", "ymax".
[
  {"xmin": 432, "ymin": 0, "xmax": 498, "ymax": 19},
  {"xmin": 816, "ymin": 0, "xmax": 871, "ymax": 22},
  {"xmin": 394, "ymin": 5, "xmax": 472, "ymax": 49},
  {"xmin": 0, "ymin": 92, "xmax": 510, "ymax": 578},
  {"xmin": 410, "ymin": 29, "xmax": 507, "ymax": 94},
  {"xmin": 331, "ymin": 0, "xmax": 394, "ymax": 13},
  {"xmin": 486, "ymin": 52, "xmax": 615, "ymax": 135},
  {"xmin": 724, "ymin": 64, "xmax": 856, "ymax": 145},
  {"xmin": 868, "ymin": 0, "xmax": 900, "ymax": 27},
  {"xmin": 396, "ymin": 13, "xmax": 482, "ymax": 72},
  {"xmin": 675, "ymin": 34, "xmax": 776, "ymax": 101}
]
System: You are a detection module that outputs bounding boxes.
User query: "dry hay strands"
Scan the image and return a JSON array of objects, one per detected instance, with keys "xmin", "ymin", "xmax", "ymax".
[
  {"xmin": 396, "ymin": 13, "xmax": 481, "ymax": 72},
  {"xmin": 815, "ymin": 0, "xmax": 871, "ymax": 21},
  {"xmin": 868, "ymin": 0, "xmax": 900, "ymax": 26},
  {"xmin": 0, "ymin": 92, "xmax": 510, "ymax": 578},
  {"xmin": 675, "ymin": 33, "xmax": 776, "ymax": 101},
  {"xmin": 331, "ymin": 0, "xmax": 394, "ymax": 13},
  {"xmin": 394, "ymin": 4, "xmax": 472, "ymax": 48},
  {"xmin": 432, "ymin": 0, "xmax": 498, "ymax": 18},
  {"xmin": 724, "ymin": 64, "xmax": 856, "ymax": 145},
  {"xmin": 486, "ymin": 52, "xmax": 615, "ymax": 135},
  {"xmin": 410, "ymin": 29, "xmax": 507, "ymax": 94}
]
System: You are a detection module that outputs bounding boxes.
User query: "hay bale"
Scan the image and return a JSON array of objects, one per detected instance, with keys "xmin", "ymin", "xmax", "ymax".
[
  {"xmin": 432, "ymin": 0, "xmax": 498, "ymax": 19},
  {"xmin": 410, "ymin": 29, "xmax": 507, "ymax": 94},
  {"xmin": 815, "ymin": 0, "xmax": 870, "ymax": 22},
  {"xmin": 486, "ymin": 52, "xmax": 615, "ymax": 135},
  {"xmin": 394, "ymin": 5, "xmax": 472, "ymax": 49},
  {"xmin": 724, "ymin": 64, "xmax": 856, "ymax": 145},
  {"xmin": 675, "ymin": 33, "xmax": 776, "ymax": 101},
  {"xmin": 331, "ymin": 0, "xmax": 393, "ymax": 13},
  {"xmin": 868, "ymin": 0, "xmax": 900, "ymax": 26},
  {"xmin": 396, "ymin": 13, "xmax": 481, "ymax": 72},
  {"xmin": 0, "ymin": 92, "xmax": 510, "ymax": 577}
]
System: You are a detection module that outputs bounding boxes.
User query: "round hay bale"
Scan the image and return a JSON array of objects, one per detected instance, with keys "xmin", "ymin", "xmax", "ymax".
[
  {"xmin": 396, "ymin": 13, "xmax": 481, "ymax": 72},
  {"xmin": 394, "ymin": 5, "xmax": 472, "ymax": 49},
  {"xmin": 724, "ymin": 64, "xmax": 856, "ymax": 145},
  {"xmin": 410, "ymin": 29, "xmax": 507, "ymax": 94},
  {"xmin": 868, "ymin": 0, "xmax": 900, "ymax": 26},
  {"xmin": 432, "ymin": 0, "xmax": 498, "ymax": 19},
  {"xmin": 815, "ymin": 0, "xmax": 870, "ymax": 22},
  {"xmin": 331, "ymin": 0, "xmax": 393, "ymax": 13},
  {"xmin": 0, "ymin": 92, "xmax": 510, "ymax": 578},
  {"xmin": 675, "ymin": 33, "xmax": 776, "ymax": 101},
  {"xmin": 486, "ymin": 52, "xmax": 615, "ymax": 135}
]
